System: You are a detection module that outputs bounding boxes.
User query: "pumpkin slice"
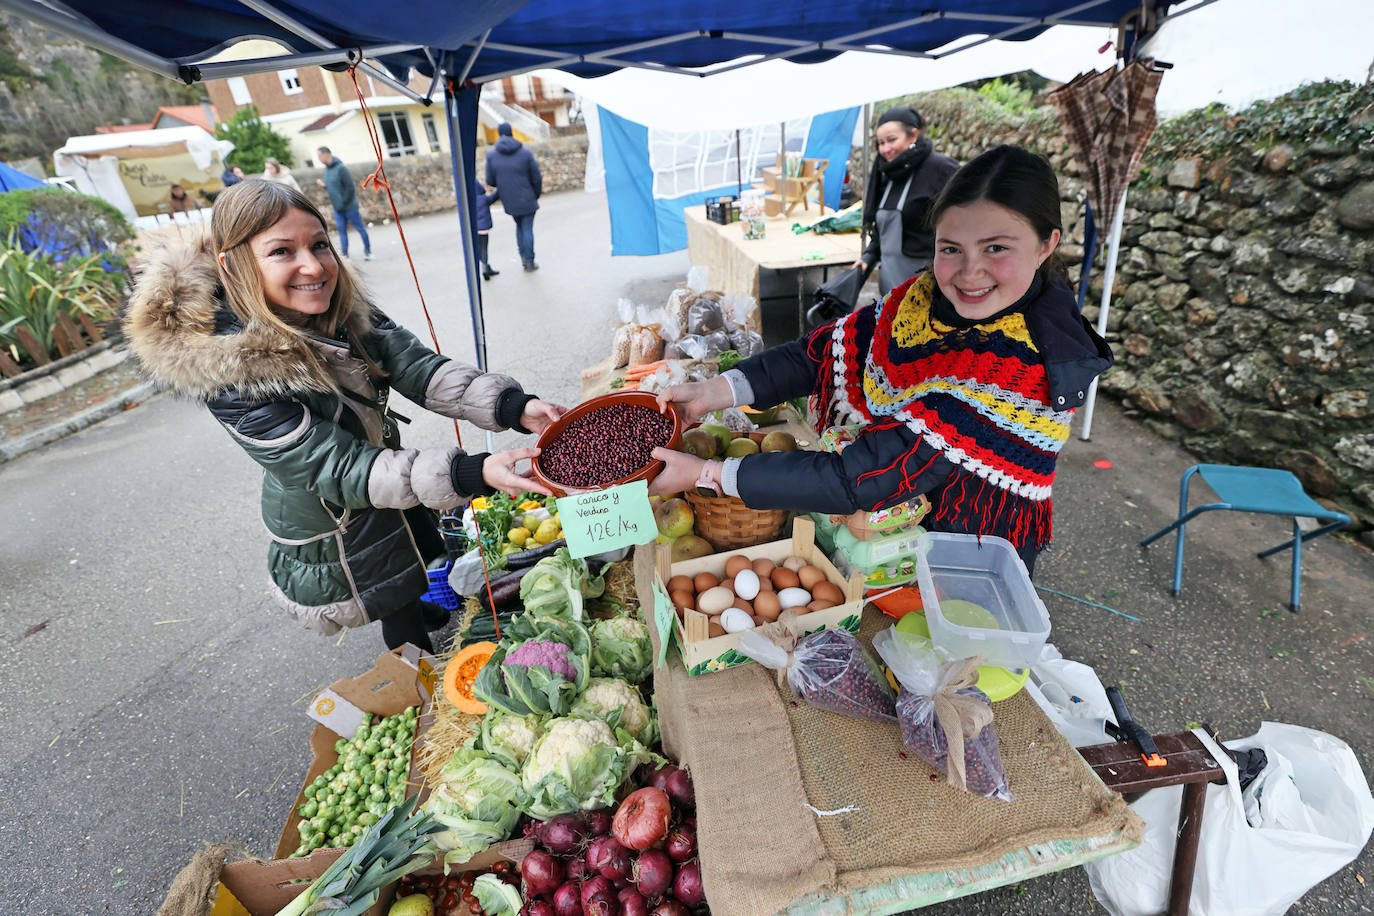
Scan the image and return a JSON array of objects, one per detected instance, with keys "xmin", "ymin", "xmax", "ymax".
[{"xmin": 444, "ymin": 641, "xmax": 497, "ymax": 715}]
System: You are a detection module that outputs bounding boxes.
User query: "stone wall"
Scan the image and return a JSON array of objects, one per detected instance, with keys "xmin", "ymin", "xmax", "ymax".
[
  {"xmin": 852, "ymin": 86, "xmax": 1374, "ymax": 543},
  {"xmin": 295, "ymin": 134, "xmax": 589, "ymax": 223}
]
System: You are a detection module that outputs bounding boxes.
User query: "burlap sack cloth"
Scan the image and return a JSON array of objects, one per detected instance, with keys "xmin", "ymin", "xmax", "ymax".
[{"xmin": 636, "ymin": 546, "xmax": 1140, "ymax": 916}]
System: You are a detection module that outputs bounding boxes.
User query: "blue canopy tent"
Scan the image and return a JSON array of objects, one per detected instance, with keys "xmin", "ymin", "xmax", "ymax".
[
  {"xmin": 0, "ymin": 161, "xmax": 45, "ymax": 192},
  {"xmin": 0, "ymin": 0, "xmax": 1198, "ymax": 372}
]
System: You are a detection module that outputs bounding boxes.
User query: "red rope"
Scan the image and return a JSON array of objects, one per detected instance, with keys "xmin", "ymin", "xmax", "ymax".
[{"xmin": 347, "ymin": 64, "xmax": 461, "ymax": 448}]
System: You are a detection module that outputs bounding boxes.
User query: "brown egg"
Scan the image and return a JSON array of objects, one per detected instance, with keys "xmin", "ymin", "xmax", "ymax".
[
  {"xmin": 667, "ymin": 575, "xmax": 693, "ymax": 594},
  {"xmin": 797, "ymin": 565, "xmax": 827, "ymax": 591},
  {"xmin": 670, "ymin": 589, "xmax": 694, "ymax": 611},
  {"xmin": 781, "ymin": 555, "xmax": 808, "ymax": 572},
  {"xmin": 751, "ymin": 557, "xmax": 776, "ymax": 580},
  {"xmin": 724, "ymin": 555, "xmax": 753, "ymax": 579},
  {"xmin": 752, "ymin": 615, "xmax": 767, "ymax": 627},
  {"xmin": 731, "ymin": 595, "xmax": 754, "ymax": 614},
  {"xmin": 707, "ymin": 620, "xmax": 726, "ymax": 638},
  {"xmin": 811, "ymin": 581, "xmax": 845, "ymax": 605},
  {"xmin": 806, "ymin": 599, "xmax": 837, "ymax": 612},
  {"xmin": 693, "ymin": 571, "xmax": 720, "ymax": 593},
  {"xmin": 771, "ymin": 567, "xmax": 800, "ymax": 591},
  {"xmin": 754, "ymin": 590, "xmax": 782, "ymax": 622}
]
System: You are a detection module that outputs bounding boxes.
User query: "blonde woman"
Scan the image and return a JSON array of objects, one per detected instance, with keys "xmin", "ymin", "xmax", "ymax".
[
  {"xmin": 125, "ymin": 179, "xmax": 563, "ymax": 652},
  {"xmin": 262, "ymin": 156, "xmax": 301, "ymax": 191}
]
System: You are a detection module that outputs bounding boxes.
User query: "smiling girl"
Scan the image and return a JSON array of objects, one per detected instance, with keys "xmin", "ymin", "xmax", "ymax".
[
  {"xmin": 126, "ymin": 180, "xmax": 563, "ymax": 651},
  {"xmin": 652, "ymin": 146, "xmax": 1112, "ymax": 574}
]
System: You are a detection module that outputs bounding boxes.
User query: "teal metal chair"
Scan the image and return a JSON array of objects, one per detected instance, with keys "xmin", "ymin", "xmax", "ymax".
[{"xmin": 1140, "ymin": 464, "xmax": 1349, "ymax": 612}]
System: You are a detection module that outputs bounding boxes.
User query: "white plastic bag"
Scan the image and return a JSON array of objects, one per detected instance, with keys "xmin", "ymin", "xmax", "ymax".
[
  {"xmin": 685, "ymin": 265, "xmax": 710, "ymax": 293},
  {"xmin": 1024, "ymin": 643, "xmax": 1115, "ymax": 748},
  {"xmin": 1085, "ymin": 724, "xmax": 1374, "ymax": 916}
]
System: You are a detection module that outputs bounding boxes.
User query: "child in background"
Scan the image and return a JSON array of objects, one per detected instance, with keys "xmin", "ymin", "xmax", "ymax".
[{"xmin": 650, "ymin": 145, "xmax": 1112, "ymax": 575}]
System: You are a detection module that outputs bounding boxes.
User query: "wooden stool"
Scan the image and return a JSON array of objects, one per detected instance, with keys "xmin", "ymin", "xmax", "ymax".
[{"xmin": 1078, "ymin": 732, "xmax": 1227, "ymax": 916}]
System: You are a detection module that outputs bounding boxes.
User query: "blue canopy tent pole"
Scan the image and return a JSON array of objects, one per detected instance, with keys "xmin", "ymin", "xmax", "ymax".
[{"xmin": 443, "ymin": 78, "xmax": 496, "ymax": 450}]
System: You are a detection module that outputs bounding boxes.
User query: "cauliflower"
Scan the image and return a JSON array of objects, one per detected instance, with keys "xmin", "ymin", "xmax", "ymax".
[
  {"xmin": 476, "ymin": 709, "xmax": 545, "ymax": 768},
  {"xmin": 590, "ymin": 615, "xmax": 652, "ymax": 683},
  {"xmin": 571, "ymin": 677, "xmax": 656, "ymax": 744},
  {"xmin": 522, "ymin": 717, "xmax": 615, "ymax": 787}
]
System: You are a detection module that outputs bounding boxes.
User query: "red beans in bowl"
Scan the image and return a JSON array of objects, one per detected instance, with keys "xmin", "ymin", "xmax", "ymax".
[{"xmin": 538, "ymin": 403, "xmax": 676, "ymax": 489}]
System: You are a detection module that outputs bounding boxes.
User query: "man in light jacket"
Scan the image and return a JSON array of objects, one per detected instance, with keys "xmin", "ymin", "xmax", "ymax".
[{"xmin": 484, "ymin": 123, "xmax": 543, "ymax": 271}]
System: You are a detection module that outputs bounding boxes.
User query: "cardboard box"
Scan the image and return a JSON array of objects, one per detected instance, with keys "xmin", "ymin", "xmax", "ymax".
[
  {"xmin": 655, "ymin": 517, "xmax": 865, "ymax": 676},
  {"xmin": 214, "ymin": 839, "xmax": 531, "ymax": 916},
  {"xmin": 275, "ymin": 647, "xmax": 437, "ymax": 859}
]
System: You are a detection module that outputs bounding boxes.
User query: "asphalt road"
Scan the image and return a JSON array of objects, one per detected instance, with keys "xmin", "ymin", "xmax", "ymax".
[{"xmin": 1, "ymin": 189, "xmax": 1370, "ymax": 915}]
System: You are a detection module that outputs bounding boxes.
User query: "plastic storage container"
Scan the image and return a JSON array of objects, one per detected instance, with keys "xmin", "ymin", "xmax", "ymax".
[{"xmin": 915, "ymin": 532, "xmax": 1049, "ymax": 669}]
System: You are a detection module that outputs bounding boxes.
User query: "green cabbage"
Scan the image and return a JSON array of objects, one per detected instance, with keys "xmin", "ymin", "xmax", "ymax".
[
  {"xmin": 519, "ymin": 717, "xmax": 656, "ymax": 821},
  {"xmin": 589, "ymin": 614, "xmax": 653, "ymax": 684},
  {"xmin": 421, "ymin": 748, "xmax": 524, "ymax": 865}
]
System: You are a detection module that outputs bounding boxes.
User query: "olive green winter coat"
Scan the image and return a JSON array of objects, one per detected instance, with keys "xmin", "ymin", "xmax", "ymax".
[{"xmin": 125, "ymin": 236, "xmax": 534, "ymax": 635}]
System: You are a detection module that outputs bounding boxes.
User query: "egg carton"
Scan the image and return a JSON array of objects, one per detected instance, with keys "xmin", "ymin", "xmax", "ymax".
[{"xmin": 653, "ymin": 517, "xmax": 866, "ymax": 677}]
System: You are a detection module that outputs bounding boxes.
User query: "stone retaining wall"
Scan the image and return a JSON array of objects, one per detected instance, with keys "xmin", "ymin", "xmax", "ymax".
[
  {"xmin": 850, "ymin": 88, "xmax": 1374, "ymax": 543},
  {"xmin": 293, "ymin": 134, "xmax": 590, "ymax": 223}
]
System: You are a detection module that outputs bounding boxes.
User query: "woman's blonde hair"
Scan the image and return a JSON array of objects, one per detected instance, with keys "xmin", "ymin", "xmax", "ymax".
[{"xmin": 211, "ymin": 179, "xmax": 384, "ymax": 376}]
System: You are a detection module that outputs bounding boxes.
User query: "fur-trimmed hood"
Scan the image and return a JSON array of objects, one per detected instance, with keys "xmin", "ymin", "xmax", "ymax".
[{"xmin": 124, "ymin": 233, "xmax": 372, "ymax": 400}]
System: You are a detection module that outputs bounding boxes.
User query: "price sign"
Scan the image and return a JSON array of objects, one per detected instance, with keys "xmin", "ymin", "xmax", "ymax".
[
  {"xmin": 651, "ymin": 584, "xmax": 678, "ymax": 669},
  {"xmin": 556, "ymin": 480, "xmax": 658, "ymax": 560}
]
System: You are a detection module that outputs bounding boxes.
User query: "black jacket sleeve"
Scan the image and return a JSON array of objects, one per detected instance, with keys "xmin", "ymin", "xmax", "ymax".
[
  {"xmin": 732, "ymin": 317, "xmax": 840, "ymax": 408},
  {"xmin": 735, "ymin": 421, "xmax": 956, "ymax": 514}
]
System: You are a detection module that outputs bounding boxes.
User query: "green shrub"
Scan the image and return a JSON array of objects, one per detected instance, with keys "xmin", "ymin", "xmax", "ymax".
[
  {"xmin": 0, "ymin": 235, "xmax": 125, "ymax": 364},
  {"xmin": 216, "ymin": 104, "xmax": 293, "ymax": 174},
  {"xmin": 0, "ymin": 186, "xmax": 132, "ymax": 262}
]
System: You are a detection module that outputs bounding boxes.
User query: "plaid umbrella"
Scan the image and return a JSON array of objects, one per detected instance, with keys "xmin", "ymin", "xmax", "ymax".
[
  {"xmin": 1050, "ymin": 60, "xmax": 1164, "ymax": 231},
  {"xmin": 1048, "ymin": 60, "xmax": 1164, "ymax": 441}
]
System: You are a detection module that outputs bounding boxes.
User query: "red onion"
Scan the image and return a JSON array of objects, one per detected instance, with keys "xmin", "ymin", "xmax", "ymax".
[
  {"xmin": 524, "ymin": 901, "xmax": 556, "ymax": 916},
  {"xmin": 663, "ymin": 824, "xmax": 696, "ymax": 863},
  {"xmin": 631, "ymin": 848, "xmax": 673, "ymax": 900},
  {"xmin": 663, "ymin": 769, "xmax": 695, "ymax": 809},
  {"xmin": 586, "ymin": 836, "xmax": 632, "ymax": 881},
  {"xmin": 540, "ymin": 813, "xmax": 589, "ymax": 857},
  {"xmin": 553, "ymin": 882, "xmax": 583, "ymax": 916},
  {"xmin": 564, "ymin": 857, "xmax": 590, "ymax": 884},
  {"xmin": 672, "ymin": 859, "xmax": 705, "ymax": 907},
  {"xmin": 649, "ymin": 900, "xmax": 689, "ymax": 916},
  {"xmin": 645, "ymin": 763, "xmax": 677, "ymax": 793},
  {"xmin": 581, "ymin": 876, "xmax": 617, "ymax": 911},
  {"xmin": 586, "ymin": 809, "xmax": 613, "ymax": 837},
  {"xmin": 618, "ymin": 887, "xmax": 649, "ymax": 916},
  {"xmin": 522, "ymin": 848, "xmax": 566, "ymax": 898},
  {"xmin": 613, "ymin": 788, "xmax": 672, "ymax": 851}
]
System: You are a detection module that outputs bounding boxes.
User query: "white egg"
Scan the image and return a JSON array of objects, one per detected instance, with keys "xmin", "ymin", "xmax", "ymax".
[
  {"xmin": 720, "ymin": 607, "xmax": 756, "ymax": 633},
  {"xmin": 733, "ymin": 568, "xmax": 760, "ymax": 601},
  {"xmin": 777, "ymin": 587, "xmax": 812, "ymax": 609}
]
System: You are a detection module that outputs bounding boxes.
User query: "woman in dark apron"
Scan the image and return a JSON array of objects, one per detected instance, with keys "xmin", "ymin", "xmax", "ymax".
[{"xmin": 851, "ymin": 107, "xmax": 961, "ymax": 296}]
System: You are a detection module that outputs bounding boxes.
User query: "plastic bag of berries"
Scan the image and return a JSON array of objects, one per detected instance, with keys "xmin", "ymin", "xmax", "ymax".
[
  {"xmin": 872, "ymin": 627, "xmax": 1013, "ymax": 801},
  {"xmin": 738, "ymin": 611, "xmax": 897, "ymax": 723}
]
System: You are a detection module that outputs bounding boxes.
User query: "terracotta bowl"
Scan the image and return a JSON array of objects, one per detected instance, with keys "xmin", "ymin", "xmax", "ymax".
[{"xmin": 531, "ymin": 390, "xmax": 684, "ymax": 497}]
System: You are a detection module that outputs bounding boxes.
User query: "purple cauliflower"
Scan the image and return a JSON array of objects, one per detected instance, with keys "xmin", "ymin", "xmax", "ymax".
[{"xmin": 504, "ymin": 640, "xmax": 577, "ymax": 680}]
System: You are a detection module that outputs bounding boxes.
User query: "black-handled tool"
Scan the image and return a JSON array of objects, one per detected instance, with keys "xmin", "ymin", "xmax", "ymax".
[{"xmin": 1105, "ymin": 685, "xmax": 1167, "ymax": 768}]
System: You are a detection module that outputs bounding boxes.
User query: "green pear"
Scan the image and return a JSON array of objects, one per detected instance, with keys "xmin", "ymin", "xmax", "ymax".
[
  {"xmin": 761, "ymin": 431, "xmax": 798, "ymax": 453},
  {"xmin": 670, "ymin": 534, "xmax": 715, "ymax": 562},
  {"xmin": 725, "ymin": 437, "xmax": 761, "ymax": 458},
  {"xmin": 682, "ymin": 429, "xmax": 718, "ymax": 459},
  {"xmin": 699, "ymin": 423, "xmax": 733, "ymax": 456}
]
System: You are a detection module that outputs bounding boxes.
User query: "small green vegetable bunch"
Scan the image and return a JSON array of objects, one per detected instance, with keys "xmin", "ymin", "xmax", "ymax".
[{"xmin": 290, "ymin": 705, "xmax": 419, "ymax": 857}]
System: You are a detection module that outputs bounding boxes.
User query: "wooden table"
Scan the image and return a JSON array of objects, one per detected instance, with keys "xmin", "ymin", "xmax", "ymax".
[
  {"xmin": 1078, "ymin": 732, "xmax": 1228, "ymax": 916},
  {"xmin": 683, "ymin": 203, "xmax": 860, "ymax": 302}
]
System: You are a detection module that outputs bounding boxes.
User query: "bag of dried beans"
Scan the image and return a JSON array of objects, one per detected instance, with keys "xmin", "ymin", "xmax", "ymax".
[
  {"xmin": 872, "ymin": 627, "xmax": 1012, "ymax": 800},
  {"xmin": 738, "ymin": 611, "xmax": 897, "ymax": 723}
]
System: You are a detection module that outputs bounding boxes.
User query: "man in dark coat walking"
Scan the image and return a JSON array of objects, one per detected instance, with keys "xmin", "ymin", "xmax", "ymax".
[
  {"xmin": 484, "ymin": 123, "xmax": 543, "ymax": 271},
  {"xmin": 315, "ymin": 146, "xmax": 372, "ymax": 260}
]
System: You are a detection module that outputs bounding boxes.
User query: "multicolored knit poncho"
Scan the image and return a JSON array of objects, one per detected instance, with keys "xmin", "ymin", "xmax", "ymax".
[{"xmin": 813, "ymin": 273, "xmax": 1073, "ymax": 548}]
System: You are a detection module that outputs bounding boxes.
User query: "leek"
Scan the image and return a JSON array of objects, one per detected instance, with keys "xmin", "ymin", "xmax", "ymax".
[{"xmin": 274, "ymin": 795, "xmax": 441, "ymax": 916}]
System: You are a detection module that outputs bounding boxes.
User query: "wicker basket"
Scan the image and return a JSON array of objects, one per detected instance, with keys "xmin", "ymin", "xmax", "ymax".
[{"xmin": 683, "ymin": 490, "xmax": 790, "ymax": 550}]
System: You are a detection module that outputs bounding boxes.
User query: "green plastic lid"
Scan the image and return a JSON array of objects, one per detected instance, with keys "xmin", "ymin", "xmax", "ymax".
[{"xmin": 889, "ymin": 612, "xmax": 1029, "ymax": 702}]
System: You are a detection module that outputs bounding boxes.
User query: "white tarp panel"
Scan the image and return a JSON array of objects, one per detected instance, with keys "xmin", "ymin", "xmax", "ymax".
[{"xmin": 1143, "ymin": 0, "xmax": 1374, "ymax": 114}]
